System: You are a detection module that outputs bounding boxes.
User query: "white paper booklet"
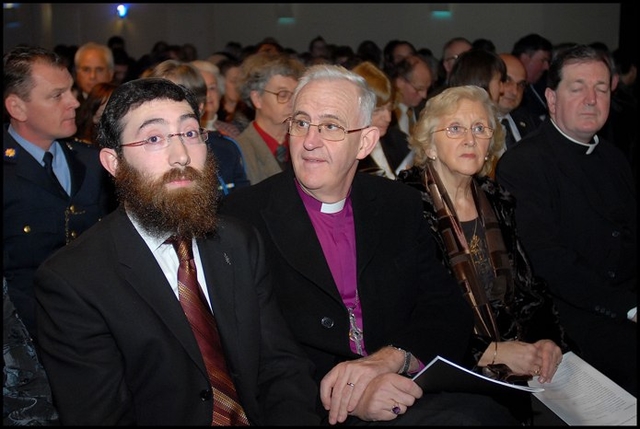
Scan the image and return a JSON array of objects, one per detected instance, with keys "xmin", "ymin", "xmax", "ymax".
[{"xmin": 529, "ymin": 351, "xmax": 636, "ymax": 426}]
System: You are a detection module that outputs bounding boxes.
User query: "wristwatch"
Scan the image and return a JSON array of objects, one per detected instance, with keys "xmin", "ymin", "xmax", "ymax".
[{"xmin": 388, "ymin": 345, "xmax": 412, "ymax": 376}]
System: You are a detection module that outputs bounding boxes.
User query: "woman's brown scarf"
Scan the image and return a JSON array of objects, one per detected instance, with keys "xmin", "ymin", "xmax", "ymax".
[
  {"xmin": 414, "ymin": 164, "xmax": 539, "ymax": 382},
  {"xmin": 423, "ymin": 163, "xmax": 515, "ymax": 341}
]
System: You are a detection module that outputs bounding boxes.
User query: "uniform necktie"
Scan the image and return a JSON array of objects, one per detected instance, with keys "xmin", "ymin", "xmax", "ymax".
[
  {"xmin": 167, "ymin": 236, "xmax": 249, "ymax": 426},
  {"xmin": 43, "ymin": 151, "xmax": 66, "ymax": 195},
  {"xmin": 501, "ymin": 118, "xmax": 516, "ymax": 149}
]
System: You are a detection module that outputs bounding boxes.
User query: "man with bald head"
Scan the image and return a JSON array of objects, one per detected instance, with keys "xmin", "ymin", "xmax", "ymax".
[
  {"xmin": 497, "ymin": 53, "xmax": 538, "ymax": 148},
  {"xmin": 389, "ymin": 55, "xmax": 433, "ymax": 135},
  {"xmin": 427, "ymin": 37, "xmax": 473, "ymax": 100},
  {"xmin": 441, "ymin": 37, "xmax": 473, "ymax": 83},
  {"xmin": 73, "ymin": 42, "xmax": 114, "ymax": 103}
]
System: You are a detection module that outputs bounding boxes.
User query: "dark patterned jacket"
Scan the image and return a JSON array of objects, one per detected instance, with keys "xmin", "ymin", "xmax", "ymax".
[
  {"xmin": 398, "ymin": 167, "xmax": 569, "ymax": 368},
  {"xmin": 3, "ymin": 278, "xmax": 59, "ymax": 425}
]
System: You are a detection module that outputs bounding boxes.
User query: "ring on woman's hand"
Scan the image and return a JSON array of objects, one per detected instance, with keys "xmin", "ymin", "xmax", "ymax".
[
  {"xmin": 346, "ymin": 382, "xmax": 355, "ymax": 388},
  {"xmin": 533, "ymin": 366, "xmax": 541, "ymax": 375},
  {"xmin": 392, "ymin": 402, "xmax": 401, "ymax": 415}
]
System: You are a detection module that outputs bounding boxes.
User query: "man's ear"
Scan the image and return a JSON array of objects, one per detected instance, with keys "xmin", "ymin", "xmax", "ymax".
[
  {"xmin": 355, "ymin": 126, "xmax": 380, "ymax": 160},
  {"xmin": 249, "ymin": 90, "xmax": 262, "ymax": 110},
  {"xmin": 611, "ymin": 73, "xmax": 620, "ymax": 92},
  {"xmin": 5, "ymin": 94, "xmax": 27, "ymax": 122},
  {"xmin": 100, "ymin": 148, "xmax": 119, "ymax": 177},
  {"xmin": 545, "ymin": 87, "xmax": 556, "ymax": 115}
]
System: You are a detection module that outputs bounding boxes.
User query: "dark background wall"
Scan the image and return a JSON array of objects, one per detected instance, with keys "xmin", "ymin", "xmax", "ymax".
[{"xmin": 3, "ymin": 3, "xmax": 630, "ymax": 61}]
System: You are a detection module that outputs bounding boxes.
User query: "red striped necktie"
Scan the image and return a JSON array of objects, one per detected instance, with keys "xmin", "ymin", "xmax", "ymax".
[{"xmin": 167, "ymin": 236, "xmax": 249, "ymax": 426}]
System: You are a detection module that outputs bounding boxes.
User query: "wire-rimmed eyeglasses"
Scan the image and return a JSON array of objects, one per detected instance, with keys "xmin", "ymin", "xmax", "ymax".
[
  {"xmin": 264, "ymin": 89, "xmax": 293, "ymax": 104},
  {"xmin": 121, "ymin": 128, "xmax": 209, "ymax": 152},
  {"xmin": 285, "ymin": 117, "xmax": 369, "ymax": 142},
  {"xmin": 406, "ymin": 79, "xmax": 429, "ymax": 94},
  {"xmin": 432, "ymin": 124, "xmax": 494, "ymax": 139}
]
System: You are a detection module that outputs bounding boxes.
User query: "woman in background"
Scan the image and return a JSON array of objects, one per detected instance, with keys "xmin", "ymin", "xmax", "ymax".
[
  {"xmin": 352, "ymin": 61, "xmax": 412, "ymax": 179},
  {"xmin": 74, "ymin": 82, "xmax": 117, "ymax": 145}
]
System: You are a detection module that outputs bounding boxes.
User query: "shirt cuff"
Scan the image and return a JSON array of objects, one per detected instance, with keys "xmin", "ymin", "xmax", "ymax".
[{"xmin": 627, "ymin": 307, "xmax": 637, "ymax": 320}]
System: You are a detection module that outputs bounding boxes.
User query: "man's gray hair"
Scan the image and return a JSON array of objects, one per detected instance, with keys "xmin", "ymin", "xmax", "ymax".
[{"xmin": 294, "ymin": 65, "xmax": 376, "ymax": 127}]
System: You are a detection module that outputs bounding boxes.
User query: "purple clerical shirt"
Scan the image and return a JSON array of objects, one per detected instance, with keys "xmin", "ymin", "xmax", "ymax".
[{"xmin": 296, "ymin": 180, "xmax": 366, "ymax": 355}]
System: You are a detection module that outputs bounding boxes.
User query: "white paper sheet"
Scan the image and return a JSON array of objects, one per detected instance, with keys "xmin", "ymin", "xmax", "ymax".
[{"xmin": 529, "ymin": 351, "xmax": 636, "ymax": 426}]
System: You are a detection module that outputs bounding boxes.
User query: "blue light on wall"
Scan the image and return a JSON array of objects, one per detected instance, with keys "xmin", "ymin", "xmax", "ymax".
[
  {"xmin": 430, "ymin": 4, "xmax": 452, "ymax": 20},
  {"xmin": 276, "ymin": 4, "xmax": 295, "ymax": 25},
  {"xmin": 117, "ymin": 4, "xmax": 128, "ymax": 18},
  {"xmin": 431, "ymin": 11, "xmax": 452, "ymax": 20}
]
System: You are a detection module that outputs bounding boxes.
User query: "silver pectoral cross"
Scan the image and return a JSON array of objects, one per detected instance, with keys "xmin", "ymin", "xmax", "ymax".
[{"xmin": 348, "ymin": 307, "xmax": 364, "ymax": 355}]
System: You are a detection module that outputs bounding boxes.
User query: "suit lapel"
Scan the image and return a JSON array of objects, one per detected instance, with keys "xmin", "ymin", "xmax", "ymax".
[
  {"xmin": 261, "ymin": 174, "xmax": 343, "ymax": 304},
  {"xmin": 196, "ymin": 235, "xmax": 242, "ymax": 355},
  {"xmin": 6, "ymin": 135, "xmax": 64, "ymax": 196},
  {"xmin": 110, "ymin": 211, "xmax": 207, "ymax": 374},
  {"xmin": 351, "ymin": 175, "xmax": 381, "ymax": 279},
  {"xmin": 60, "ymin": 140, "xmax": 87, "ymax": 197}
]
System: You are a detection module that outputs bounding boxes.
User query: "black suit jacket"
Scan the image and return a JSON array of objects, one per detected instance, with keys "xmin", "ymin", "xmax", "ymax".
[
  {"xmin": 508, "ymin": 108, "xmax": 538, "ymax": 143},
  {"xmin": 220, "ymin": 169, "xmax": 474, "ymax": 387},
  {"xmin": 3, "ymin": 126, "xmax": 116, "ymax": 337},
  {"xmin": 34, "ymin": 208, "xmax": 320, "ymax": 425},
  {"xmin": 496, "ymin": 119, "xmax": 637, "ymax": 394},
  {"xmin": 515, "ymin": 84, "xmax": 548, "ymax": 130},
  {"xmin": 358, "ymin": 127, "xmax": 411, "ymax": 177}
]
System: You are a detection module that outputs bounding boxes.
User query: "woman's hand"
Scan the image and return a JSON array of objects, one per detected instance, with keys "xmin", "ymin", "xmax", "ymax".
[{"xmin": 482, "ymin": 339, "xmax": 563, "ymax": 383}]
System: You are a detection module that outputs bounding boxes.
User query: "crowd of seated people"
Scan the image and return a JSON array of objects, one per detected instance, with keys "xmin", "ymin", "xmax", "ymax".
[{"xmin": 4, "ymin": 31, "xmax": 636, "ymax": 425}]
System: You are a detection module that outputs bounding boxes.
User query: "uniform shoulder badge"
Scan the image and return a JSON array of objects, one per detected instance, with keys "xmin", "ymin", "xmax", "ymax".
[{"xmin": 4, "ymin": 147, "xmax": 16, "ymax": 159}]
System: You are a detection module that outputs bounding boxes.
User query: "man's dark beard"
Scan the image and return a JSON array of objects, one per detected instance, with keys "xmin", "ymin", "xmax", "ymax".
[{"xmin": 114, "ymin": 152, "xmax": 221, "ymax": 239}]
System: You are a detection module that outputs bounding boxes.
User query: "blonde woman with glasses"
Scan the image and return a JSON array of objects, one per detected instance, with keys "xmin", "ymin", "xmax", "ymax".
[{"xmin": 397, "ymin": 85, "xmax": 569, "ymax": 425}]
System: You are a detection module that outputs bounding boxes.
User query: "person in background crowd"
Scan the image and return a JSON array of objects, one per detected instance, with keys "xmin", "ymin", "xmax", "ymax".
[
  {"xmin": 72, "ymin": 42, "xmax": 114, "ymax": 103},
  {"xmin": 382, "ymin": 39, "xmax": 417, "ymax": 76},
  {"xmin": 448, "ymin": 48, "xmax": 506, "ymax": 104},
  {"xmin": 510, "ymin": 33, "xmax": 553, "ymax": 127},
  {"xmin": 601, "ymin": 47, "xmax": 638, "ymax": 178},
  {"xmin": 352, "ymin": 61, "xmax": 411, "ymax": 179},
  {"xmin": 34, "ymin": 77, "xmax": 321, "ymax": 425},
  {"xmin": 220, "ymin": 64, "xmax": 519, "ymax": 425},
  {"xmin": 75, "ymin": 81, "xmax": 118, "ymax": 145},
  {"xmin": 235, "ymin": 51, "xmax": 305, "ymax": 184},
  {"xmin": 497, "ymin": 53, "xmax": 538, "ymax": 148},
  {"xmin": 111, "ymin": 47, "xmax": 135, "ymax": 85},
  {"xmin": 429, "ymin": 37, "xmax": 473, "ymax": 98},
  {"xmin": 356, "ymin": 40, "xmax": 383, "ymax": 69},
  {"xmin": 496, "ymin": 44, "xmax": 636, "ymax": 396},
  {"xmin": 217, "ymin": 57, "xmax": 254, "ymax": 133},
  {"xmin": 398, "ymin": 85, "xmax": 568, "ymax": 424},
  {"xmin": 308, "ymin": 35, "xmax": 330, "ymax": 62},
  {"xmin": 190, "ymin": 59, "xmax": 241, "ymax": 139},
  {"xmin": 3, "ymin": 45, "xmax": 116, "ymax": 341},
  {"xmin": 472, "ymin": 38, "xmax": 496, "ymax": 52},
  {"xmin": 388, "ymin": 55, "xmax": 433, "ymax": 136},
  {"xmin": 53, "ymin": 43, "xmax": 77, "ymax": 75}
]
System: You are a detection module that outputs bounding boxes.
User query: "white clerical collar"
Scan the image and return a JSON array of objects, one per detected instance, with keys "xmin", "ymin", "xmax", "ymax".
[
  {"xmin": 321, "ymin": 199, "xmax": 346, "ymax": 214},
  {"xmin": 550, "ymin": 119, "xmax": 599, "ymax": 154}
]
